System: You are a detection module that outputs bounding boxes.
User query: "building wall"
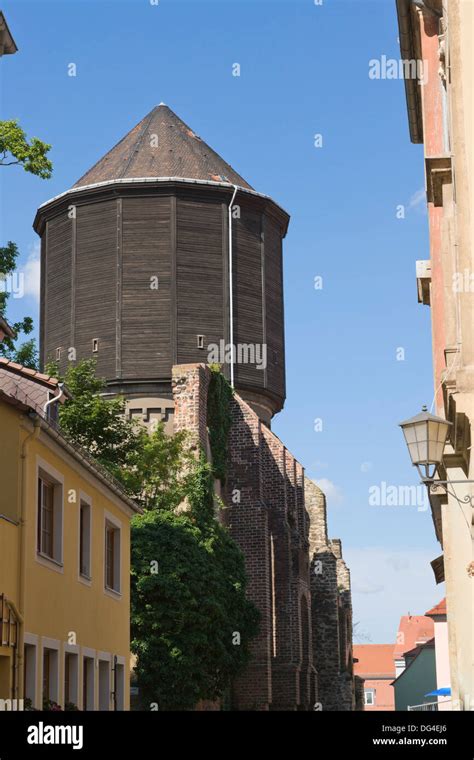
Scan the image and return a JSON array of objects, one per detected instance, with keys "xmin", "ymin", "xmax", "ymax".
[
  {"xmin": 171, "ymin": 363, "xmax": 326, "ymax": 710},
  {"xmin": 38, "ymin": 184, "xmax": 287, "ymax": 420},
  {"xmin": 433, "ymin": 617, "xmax": 451, "ymax": 710},
  {"xmin": 305, "ymin": 479, "xmax": 356, "ymax": 711},
  {"xmin": 400, "ymin": 0, "xmax": 474, "ymax": 710},
  {"xmin": 394, "ymin": 648, "xmax": 437, "ymax": 711},
  {"xmin": 361, "ymin": 678, "xmax": 394, "ymax": 711},
  {"xmin": 0, "ymin": 400, "xmax": 133, "ymax": 710}
]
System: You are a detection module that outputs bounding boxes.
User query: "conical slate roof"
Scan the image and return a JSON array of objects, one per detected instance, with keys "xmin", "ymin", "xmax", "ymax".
[{"xmin": 73, "ymin": 104, "xmax": 253, "ymax": 190}]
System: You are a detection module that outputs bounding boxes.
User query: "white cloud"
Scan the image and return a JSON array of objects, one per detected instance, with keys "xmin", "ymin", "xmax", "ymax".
[
  {"xmin": 21, "ymin": 242, "xmax": 41, "ymax": 302},
  {"xmin": 313, "ymin": 478, "xmax": 344, "ymax": 507},
  {"xmin": 344, "ymin": 546, "xmax": 441, "ymax": 643},
  {"xmin": 409, "ymin": 187, "xmax": 427, "ymax": 211}
]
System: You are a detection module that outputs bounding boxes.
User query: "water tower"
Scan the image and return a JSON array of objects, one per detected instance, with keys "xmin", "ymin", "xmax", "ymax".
[{"xmin": 34, "ymin": 105, "xmax": 289, "ymax": 426}]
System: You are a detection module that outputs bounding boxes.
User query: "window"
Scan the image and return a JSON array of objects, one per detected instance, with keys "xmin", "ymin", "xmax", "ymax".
[
  {"xmin": 196, "ymin": 334, "xmax": 204, "ymax": 349},
  {"xmin": 79, "ymin": 501, "xmax": 91, "ymax": 579},
  {"xmin": 64, "ymin": 652, "xmax": 79, "ymax": 708},
  {"xmin": 364, "ymin": 689, "xmax": 375, "ymax": 706},
  {"xmin": 42, "ymin": 647, "xmax": 58, "ymax": 705},
  {"xmin": 104, "ymin": 521, "xmax": 121, "ymax": 593},
  {"xmin": 114, "ymin": 661, "xmax": 124, "ymax": 711},
  {"xmin": 24, "ymin": 644, "xmax": 37, "ymax": 705},
  {"xmin": 98, "ymin": 660, "xmax": 110, "ymax": 711},
  {"xmin": 37, "ymin": 471, "xmax": 63, "ymax": 564},
  {"xmin": 92, "ymin": 338, "xmax": 99, "ymax": 353},
  {"xmin": 82, "ymin": 656, "xmax": 94, "ymax": 711},
  {"xmin": 55, "ymin": 347, "xmax": 61, "ymax": 361}
]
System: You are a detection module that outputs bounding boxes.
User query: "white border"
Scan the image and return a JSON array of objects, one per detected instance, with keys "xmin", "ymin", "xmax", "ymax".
[
  {"xmin": 103, "ymin": 510, "xmax": 122, "ymax": 599},
  {"xmin": 35, "ymin": 456, "xmax": 64, "ymax": 572},
  {"xmin": 78, "ymin": 490, "xmax": 93, "ymax": 585}
]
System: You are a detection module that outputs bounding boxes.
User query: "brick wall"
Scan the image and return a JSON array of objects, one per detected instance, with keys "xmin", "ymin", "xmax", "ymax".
[
  {"xmin": 172, "ymin": 364, "xmax": 353, "ymax": 711},
  {"xmin": 306, "ymin": 479, "xmax": 356, "ymax": 711}
]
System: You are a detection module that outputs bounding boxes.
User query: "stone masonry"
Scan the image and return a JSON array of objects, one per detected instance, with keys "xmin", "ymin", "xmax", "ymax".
[
  {"xmin": 172, "ymin": 363, "xmax": 356, "ymax": 711},
  {"xmin": 306, "ymin": 479, "xmax": 357, "ymax": 710}
]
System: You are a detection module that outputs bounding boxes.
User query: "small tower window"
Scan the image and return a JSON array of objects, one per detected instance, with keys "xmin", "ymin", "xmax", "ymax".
[
  {"xmin": 56, "ymin": 348, "xmax": 61, "ymax": 361},
  {"xmin": 197, "ymin": 335, "xmax": 204, "ymax": 349},
  {"xmin": 92, "ymin": 338, "xmax": 99, "ymax": 353}
]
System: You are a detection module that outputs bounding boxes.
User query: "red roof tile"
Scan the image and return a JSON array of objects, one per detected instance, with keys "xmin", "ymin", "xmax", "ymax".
[
  {"xmin": 393, "ymin": 615, "xmax": 434, "ymax": 658},
  {"xmin": 0, "ymin": 359, "xmax": 67, "ymax": 417},
  {"xmin": 0, "ymin": 358, "xmax": 60, "ymax": 387},
  {"xmin": 425, "ymin": 598, "xmax": 447, "ymax": 617},
  {"xmin": 353, "ymin": 645, "xmax": 396, "ymax": 678}
]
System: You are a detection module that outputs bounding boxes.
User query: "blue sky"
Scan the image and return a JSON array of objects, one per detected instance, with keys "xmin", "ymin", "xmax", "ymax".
[{"xmin": 0, "ymin": 0, "xmax": 441, "ymax": 642}]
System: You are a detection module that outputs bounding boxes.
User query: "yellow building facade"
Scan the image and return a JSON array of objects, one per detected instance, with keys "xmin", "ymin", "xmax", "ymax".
[{"xmin": 0, "ymin": 359, "xmax": 140, "ymax": 710}]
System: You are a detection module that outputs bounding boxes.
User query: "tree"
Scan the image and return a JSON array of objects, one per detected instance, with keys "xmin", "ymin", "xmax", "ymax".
[
  {"xmin": 45, "ymin": 359, "xmax": 140, "ymax": 473},
  {"xmin": 0, "ymin": 120, "xmax": 52, "ymax": 178},
  {"xmin": 131, "ymin": 457, "xmax": 259, "ymax": 710},
  {"xmin": 0, "ymin": 241, "xmax": 37, "ymax": 368},
  {"xmin": 0, "ymin": 119, "xmax": 53, "ymax": 368}
]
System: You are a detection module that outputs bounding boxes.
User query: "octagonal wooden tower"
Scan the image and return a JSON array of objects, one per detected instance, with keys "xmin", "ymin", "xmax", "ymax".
[{"xmin": 34, "ymin": 105, "xmax": 289, "ymax": 424}]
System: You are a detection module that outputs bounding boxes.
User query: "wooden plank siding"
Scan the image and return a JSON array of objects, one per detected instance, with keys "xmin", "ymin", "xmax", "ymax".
[
  {"xmin": 121, "ymin": 196, "xmax": 172, "ymax": 379},
  {"xmin": 176, "ymin": 197, "xmax": 223, "ymax": 364},
  {"xmin": 43, "ymin": 213, "xmax": 72, "ymax": 372},
  {"xmin": 264, "ymin": 219, "xmax": 285, "ymax": 399},
  {"xmin": 75, "ymin": 200, "xmax": 117, "ymax": 379},
  {"xmin": 233, "ymin": 207, "xmax": 265, "ymax": 390},
  {"xmin": 38, "ymin": 185, "xmax": 287, "ymax": 415}
]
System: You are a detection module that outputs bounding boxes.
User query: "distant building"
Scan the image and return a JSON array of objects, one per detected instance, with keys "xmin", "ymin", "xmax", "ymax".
[
  {"xmin": 0, "ymin": 357, "xmax": 140, "ymax": 710},
  {"xmin": 353, "ymin": 645, "xmax": 395, "ymax": 710},
  {"xmin": 392, "ymin": 639, "xmax": 437, "ymax": 711},
  {"xmin": 393, "ymin": 614, "xmax": 434, "ymax": 677},
  {"xmin": 425, "ymin": 599, "xmax": 451, "ymax": 710}
]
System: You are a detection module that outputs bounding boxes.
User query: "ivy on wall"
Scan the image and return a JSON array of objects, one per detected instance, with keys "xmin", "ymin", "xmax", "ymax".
[{"xmin": 207, "ymin": 363, "xmax": 233, "ymax": 482}]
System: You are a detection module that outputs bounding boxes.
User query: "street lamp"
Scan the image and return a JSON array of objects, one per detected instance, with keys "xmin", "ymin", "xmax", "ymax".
[
  {"xmin": 399, "ymin": 406, "xmax": 474, "ymax": 506},
  {"xmin": 399, "ymin": 406, "xmax": 452, "ymax": 482}
]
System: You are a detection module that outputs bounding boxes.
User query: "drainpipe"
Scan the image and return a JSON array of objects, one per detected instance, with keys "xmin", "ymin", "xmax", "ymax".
[
  {"xmin": 17, "ymin": 414, "xmax": 41, "ymax": 702},
  {"xmin": 43, "ymin": 382, "xmax": 64, "ymax": 417},
  {"xmin": 228, "ymin": 185, "xmax": 238, "ymax": 388}
]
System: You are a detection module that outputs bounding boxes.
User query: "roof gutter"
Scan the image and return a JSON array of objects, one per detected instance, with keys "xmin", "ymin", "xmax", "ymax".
[
  {"xmin": 33, "ymin": 176, "xmax": 290, "ymax": 237},
  {"xmin": 396, "ymin": 0, "xmax": 424, "ymax": 144},
  {"xmin": 26, "ymin": 412, "xmax": 141, "ymax": 515},
  {"xmin": 227, "ymin": 185, "xmax": 238, "ymax": 388}
]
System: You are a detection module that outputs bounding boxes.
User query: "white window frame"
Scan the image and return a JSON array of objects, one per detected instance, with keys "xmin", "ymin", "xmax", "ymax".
[
  {"xmin": 35, "ymin": 457, "xmax": 64, "ymax": 572},
  {"xmin": 103, "ymin": 511, "xmax": 122, "ymax": 597},
  {"xmin": 364, "ymin": 688, "xmax": 376, "ymax": 706},
  {"xmin": 78, "ymin": 492, "xmax": 92, "ymax": 584}
]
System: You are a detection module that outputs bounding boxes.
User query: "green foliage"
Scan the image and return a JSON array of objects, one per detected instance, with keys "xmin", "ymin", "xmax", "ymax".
[
  {"xmin": 0, "ymin": 120, "xmax": 52, "ymax": 179},
  {"xmin": 0, "ymin": 241, "xmax": 37, "ymax": 368},
  {"xmin": 131, "ymin": 457, "xmax": 259, "ymax": 711},
  {"xmin": 207, "ymin": 364, "xmax": 233, "ymax": 481},
  {"xmin": 47, "ymin": 359, "xmax": 193, "ymax": 510},
  {"xmin": 46, "ymin": 359, "xmax": 139, "ymax": 473}
]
